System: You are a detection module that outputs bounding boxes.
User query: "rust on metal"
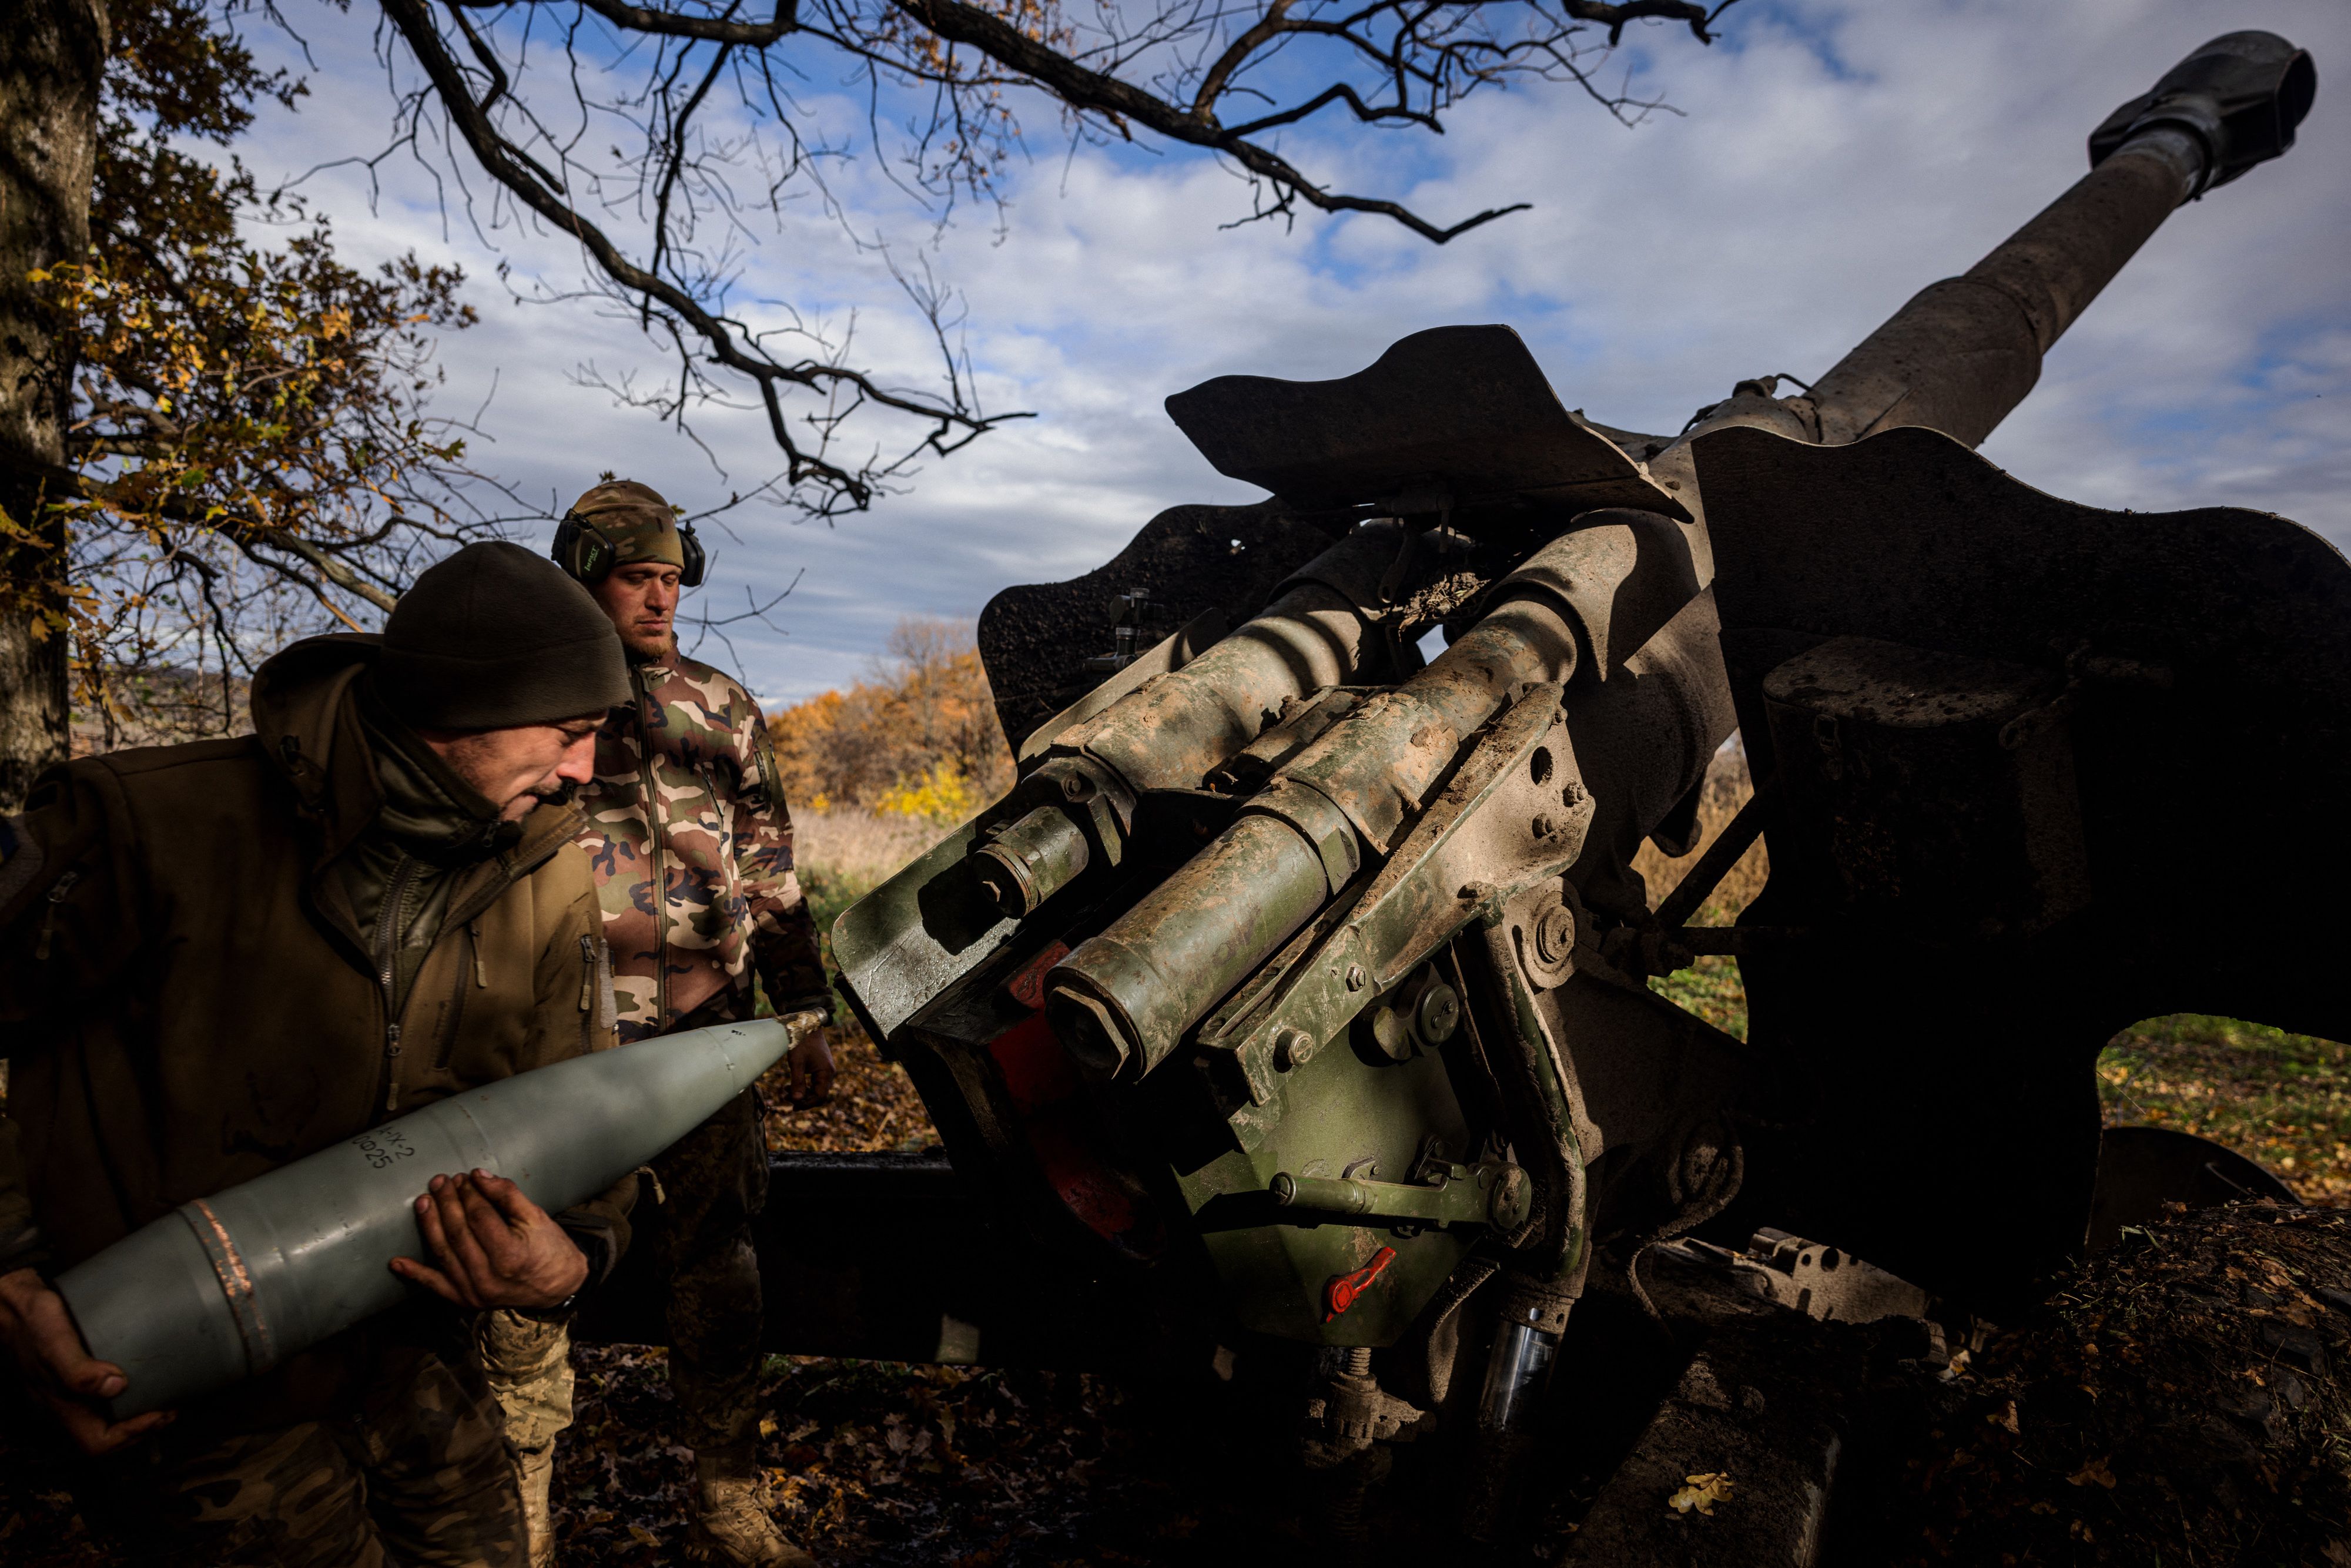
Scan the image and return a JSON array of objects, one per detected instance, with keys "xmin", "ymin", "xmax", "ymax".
[{"xmin": 178, "ymin": 1198, "xmax": 277, "ymax": 1375}]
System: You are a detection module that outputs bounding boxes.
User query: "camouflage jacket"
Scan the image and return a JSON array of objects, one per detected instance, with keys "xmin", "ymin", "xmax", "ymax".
[{"xmin": 579, "ymin": 651, "xmax": 829, "ymax": 1043}]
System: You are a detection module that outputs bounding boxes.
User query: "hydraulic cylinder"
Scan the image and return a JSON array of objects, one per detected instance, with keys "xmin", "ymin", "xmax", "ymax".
[
  {"xmin": 1045, "ymin": 530, "xmax": 1602, "ymax": 1081},
  {"xmin": 969, "ymin": 523, "xmax": 1405, "ymax": 919}
]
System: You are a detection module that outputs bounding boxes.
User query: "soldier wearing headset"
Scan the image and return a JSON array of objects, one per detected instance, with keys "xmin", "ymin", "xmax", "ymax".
[{"xmin": 490, "ymin": 480, "xmax": 835, "ymax": 1568}]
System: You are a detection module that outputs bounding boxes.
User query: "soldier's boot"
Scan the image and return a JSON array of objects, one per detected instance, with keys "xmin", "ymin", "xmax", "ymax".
[
  {"xmin": 687, "ymin": 1443, "xmax": 816, "ymax": 1567},
  {"xmin": 518, "ymin": 1439, "xmax": 559, "ymax": 1568}
]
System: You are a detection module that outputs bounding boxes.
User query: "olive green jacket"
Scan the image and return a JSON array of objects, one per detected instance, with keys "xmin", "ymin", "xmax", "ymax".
[{"xmin": 0, "ymin": 635, "xmax": 631, "ymax": 1425}]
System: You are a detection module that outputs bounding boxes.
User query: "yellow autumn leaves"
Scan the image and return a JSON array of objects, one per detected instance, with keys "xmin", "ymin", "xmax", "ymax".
[
  {"xmin": 766, "ymin": 618, "xmax": 1013, "ymax": 826},
  {"xmin": 1667, "ymin": 1470, "xmax": 1734, "ymax": 1516}
]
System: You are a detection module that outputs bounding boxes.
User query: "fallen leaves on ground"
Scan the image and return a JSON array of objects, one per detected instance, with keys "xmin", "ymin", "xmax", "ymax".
[
  {"xmin": 1667, "ymin": 1472, "xmax": 1734, "ymax": 1516},
  {"xmin": 2098, "ymin": 1016, "xmax": 2351, "ymax": 1204},
  {"xmin": 2065, "ymin": 1455, "xmax": 2115, "ymax": 1489},
  {"xmin": 758, "ymin": 1018, "xmax": 938, "ymax": 1155},
  {"xmin": 1867, "ymin": 1204, "xmax": 2351, "ymax": 1564},
  {"xmin": 549, "ymin": 1349, "xmax": 1146, "ymax": 1566}
]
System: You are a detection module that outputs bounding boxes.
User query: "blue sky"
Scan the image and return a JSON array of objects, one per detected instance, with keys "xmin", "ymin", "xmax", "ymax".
[{"xmin": 232, "ymin": 0, "xmax": 2350, "ymax": 706}]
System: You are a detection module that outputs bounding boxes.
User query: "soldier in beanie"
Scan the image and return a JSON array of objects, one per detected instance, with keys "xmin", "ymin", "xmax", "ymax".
[
  {"xmin": 0, "ymin": 542, "xmax": 641, "ymax": 1566},
  {"xmin": 544, "ymin": 479, "xmax": 835, "ymax": 1567}
]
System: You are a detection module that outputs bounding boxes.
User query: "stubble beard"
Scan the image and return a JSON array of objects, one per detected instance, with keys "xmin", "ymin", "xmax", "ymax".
[{"xmin": 622, "ymin": 623, "xmax": 675, "ymax": 661}]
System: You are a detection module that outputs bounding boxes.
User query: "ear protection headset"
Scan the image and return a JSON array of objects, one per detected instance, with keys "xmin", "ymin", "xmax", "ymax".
[{"xmin": 550, "ymin": 511, "xmax": 706, "ymax": 588}]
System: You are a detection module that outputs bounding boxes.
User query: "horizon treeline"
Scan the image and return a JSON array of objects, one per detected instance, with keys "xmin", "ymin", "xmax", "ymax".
[{"xmin": 766, "ymin": 618, "xmax": 1014, "ymax": 825}]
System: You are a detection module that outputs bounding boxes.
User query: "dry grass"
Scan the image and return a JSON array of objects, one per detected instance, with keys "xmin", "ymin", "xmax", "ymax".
[
  {"xmin": 772, "ymin": 806, "xmax": 946, "ymax": 1157},
  {"xmin": 793, "ymin": 805, "xmax": 953, "ymax": 1017},
  {"xmin": 794, "ymin": 808, "xmax": 940, "ymax": 894}
]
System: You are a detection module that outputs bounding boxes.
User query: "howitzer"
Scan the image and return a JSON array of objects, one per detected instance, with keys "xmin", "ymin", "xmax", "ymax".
[{"xmin": 747, "ymin": 29, "xmax": 2335, "ymax": 1554}]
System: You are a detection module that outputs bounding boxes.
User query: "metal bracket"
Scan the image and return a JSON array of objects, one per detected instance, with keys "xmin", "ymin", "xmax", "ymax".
[{"xmin": 1198, "ymin": 683, "xmax": 1597, "ymax": 1094}]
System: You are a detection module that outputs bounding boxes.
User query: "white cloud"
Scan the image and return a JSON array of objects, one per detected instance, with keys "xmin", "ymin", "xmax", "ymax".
[{"xmin": 229, "ymin": 0, "xmax": 2351, "ymax": 705}]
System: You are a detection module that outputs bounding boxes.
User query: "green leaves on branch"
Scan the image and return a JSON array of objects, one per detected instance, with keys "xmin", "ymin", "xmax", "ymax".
[{"xmin": 26, "ymin": 0, "xmax": 489, "ymax": 745}]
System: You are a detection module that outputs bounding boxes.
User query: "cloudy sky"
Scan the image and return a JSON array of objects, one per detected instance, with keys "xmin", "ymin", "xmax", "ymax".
[{"xmin": 234, "ymin": 0, "xmax": 2349, "ymax": 708}]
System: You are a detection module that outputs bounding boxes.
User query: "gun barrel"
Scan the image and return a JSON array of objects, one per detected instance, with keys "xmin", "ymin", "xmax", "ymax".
[
  {"xmin": 1798, "ymin": 32, "xmax": 2313, "ymax": 451},
  {"xmin": 56, "ymin": 1017, "xmax": 806, "ymax": 1418}
]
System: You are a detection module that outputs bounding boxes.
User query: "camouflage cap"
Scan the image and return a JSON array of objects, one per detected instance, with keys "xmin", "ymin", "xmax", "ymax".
[{"xmin": 565, "ymin": 478, "xmax": 685, "ymax": 570}]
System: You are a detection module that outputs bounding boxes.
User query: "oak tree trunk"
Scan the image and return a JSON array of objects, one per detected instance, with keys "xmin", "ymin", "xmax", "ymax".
[{"xmin": 0, "ymin": 0, "xmax": 105, "ymax": 809}]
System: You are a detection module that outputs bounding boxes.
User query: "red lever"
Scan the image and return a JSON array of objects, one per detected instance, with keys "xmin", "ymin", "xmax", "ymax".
[{"xmin": 1324, "ymin": 1247, "xmax": 1398, "ymax": 1322}]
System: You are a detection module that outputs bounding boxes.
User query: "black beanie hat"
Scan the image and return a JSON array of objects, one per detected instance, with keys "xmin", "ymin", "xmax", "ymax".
[{"xmin": 376, "ymin": 541, "xmax": 631, "ymax": 729}]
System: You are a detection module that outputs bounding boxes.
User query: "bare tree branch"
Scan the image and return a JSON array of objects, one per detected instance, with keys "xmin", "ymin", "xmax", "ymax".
[
  {"xmin": 250, "ymin": 530, "xmax": 405, "ymax": 614},
  {"xmin": 381, "ymin": 0, "xmax": 1029, "ymax": 514},
  {"xmin": 343, "ymin": 0, "xmax": 1733, "ymax": 507},
  {"xmin": 567, "ymin": 0, "xmax": 796, "ymax": 46}
]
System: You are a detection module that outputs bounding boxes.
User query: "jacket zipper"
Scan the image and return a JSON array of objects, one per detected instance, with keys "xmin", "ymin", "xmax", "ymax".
[
  {"xmin": 327, "ymin": 809, "xmax": 578, "ymax": 1111},
  {"xmin": 578, "ymin": 933, "xmax": 602, "ymax": 1051},
  {"xmin": 630, "ymin": 664, "xmax": 671, "ymax": 1028},
  {"xmin": 34, "ymin": 870, "xmax": 81, "ymax": 961},
  {"xmin": 377, "ymin": 852, "xmax": 421, "ymax": 1113}
]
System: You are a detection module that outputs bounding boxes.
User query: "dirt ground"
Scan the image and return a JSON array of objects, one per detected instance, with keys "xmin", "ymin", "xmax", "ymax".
[
  {"xmin": 1851, "ymin": 1203, "xmax": 2351, "ymax": 1565},
  {"xmin": 10, "ymin": 1020, "xmax": 2351, "ymax": 1563}
]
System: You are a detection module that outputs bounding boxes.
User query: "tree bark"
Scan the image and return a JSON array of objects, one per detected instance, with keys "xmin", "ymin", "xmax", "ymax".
[{"xmin": 0, "ymin": 0, "xmax": 105, "ymax": 810}]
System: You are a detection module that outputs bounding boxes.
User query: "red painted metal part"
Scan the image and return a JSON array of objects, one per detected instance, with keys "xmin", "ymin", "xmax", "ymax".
[
  {"xmin": 1323, "ymin": 1247, "xmax": 1398, "ymax": 1322},
  {"xmin": 1003, "ymin": 940, "xmax": 1071, "ymax": 1014},
  {"xmin": 987, "ymin": 946, "xmax": 1164, "ymax": 1255}
]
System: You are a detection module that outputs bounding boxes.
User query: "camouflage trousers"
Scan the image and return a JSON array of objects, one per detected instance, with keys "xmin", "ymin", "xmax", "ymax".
[
  {"xmin": 644, "ymin": 1087, "xmax": 771, "ymax": 1449},
  {"xmin": 110, "ymin": 1338, "xmax": 524, "ymax": 1567},
  {"xmin": 475, "ymin": 1311, "xmax": 572, "ymax": 1568},
  {"xmin": 482, "ymin": 1085, "xmax": 767, "ymax": 1489}
]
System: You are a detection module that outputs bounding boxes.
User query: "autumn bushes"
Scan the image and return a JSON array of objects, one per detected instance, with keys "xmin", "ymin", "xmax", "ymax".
[
  {"xmin": 768, "ymin": 617, "xmax": 1012, "ymax": 829},
  {"xmin": 771, "ymin": 618, "xmax": 1015, "ymax": 991}
]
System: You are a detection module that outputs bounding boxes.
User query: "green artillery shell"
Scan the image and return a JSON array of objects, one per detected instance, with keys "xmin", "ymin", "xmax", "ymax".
[{"xmin": 55, "ymin": 1016, "xmax": 808, "ymax": 1418}]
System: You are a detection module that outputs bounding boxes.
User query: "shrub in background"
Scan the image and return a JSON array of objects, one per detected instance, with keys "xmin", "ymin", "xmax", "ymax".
[{"xmin": 770, "ymin": 617, "xmax": 1012, "ymax": 819}]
